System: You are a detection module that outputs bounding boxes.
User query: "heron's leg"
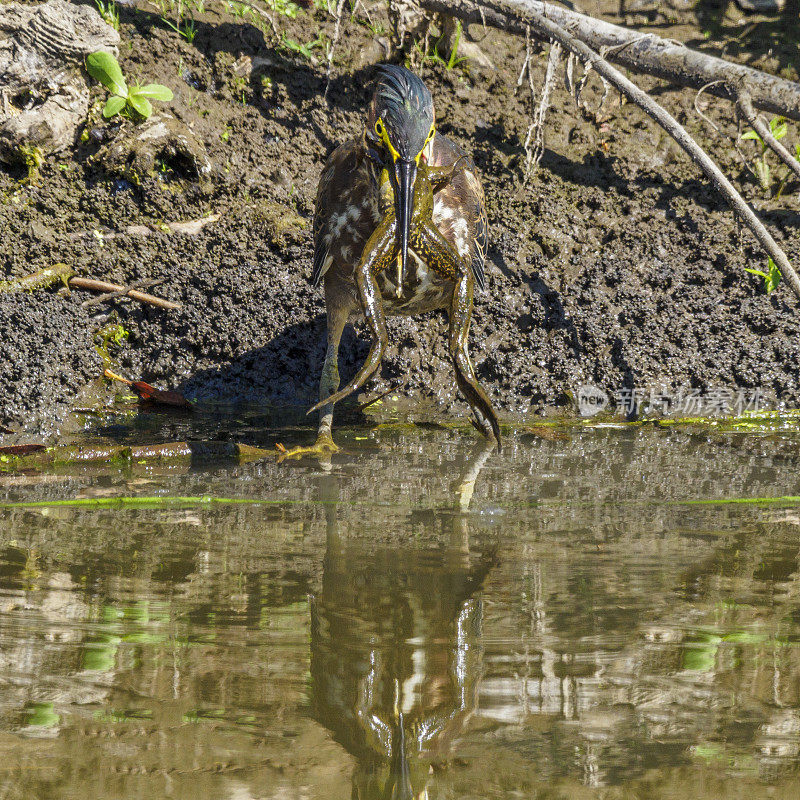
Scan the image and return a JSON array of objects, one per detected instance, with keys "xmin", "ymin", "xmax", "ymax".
[
  {"xmin": 414, "ymin": 221, "xmax": 502, "ymax": 450},
  {"xmin": 316, "ymin": 294, "xmax": 350, "ymax": 445},
  {"xmin": 308, "ymin": 218, "xmax": 397, "ymax": 414},
  {"xmin": 276, "ymin": 295, "xmax": 350, "ymax": 460}
]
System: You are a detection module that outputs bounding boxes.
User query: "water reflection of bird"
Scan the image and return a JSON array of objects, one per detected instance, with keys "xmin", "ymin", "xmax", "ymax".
[
  {"xmin": 278, "ymin": 64, "xmax": 499, "ymax": 459},
  {"xmin": 311, "ymin": 457, "xmax": 497, "ymax": 799}
]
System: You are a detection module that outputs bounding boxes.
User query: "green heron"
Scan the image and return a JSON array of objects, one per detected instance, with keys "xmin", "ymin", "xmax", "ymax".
[{"xmin": 278, "ymin": 65, "xmax": 500, "ymax": 458}]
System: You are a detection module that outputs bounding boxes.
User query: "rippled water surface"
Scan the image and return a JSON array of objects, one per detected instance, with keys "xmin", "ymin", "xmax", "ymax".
[{"xmin": 3, "ymin": 413, "xmax": 800, "ymax": 799}]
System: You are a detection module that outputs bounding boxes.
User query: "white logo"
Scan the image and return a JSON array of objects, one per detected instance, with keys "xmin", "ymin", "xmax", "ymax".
[{"xmin": 576, "ymin": 384, "xmax": 608, "ymax": 417}]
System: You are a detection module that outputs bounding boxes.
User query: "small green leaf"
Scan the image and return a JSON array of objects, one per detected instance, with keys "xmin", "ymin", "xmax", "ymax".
[
  {"xmin": 741, "ymin": 130, "xmax": 762, "ymax": 142},
  {"xmin": 102, "ymin": 95, "xmax": 126, "ymax": 118},
  {"xmin": 746, "ymin": 258, "xmax": 782, "ymax": 293},
  {"xmin": 769, "ymin": 117, "xmax": 788, "ymax": 140},
  {"xmin": 86, "ymin": 51, "xmax": 127, "ymax": 97},
  {"xmin": 127, "ymin": 92, "xmax": 153, "ymax": 119},
  {"xmin": 136, "ymin": 84, "xmax": 174, "ymax": 101},
  {"xmin": 766, "ymin": 257, "xmax": 782, "ymax": 293}
]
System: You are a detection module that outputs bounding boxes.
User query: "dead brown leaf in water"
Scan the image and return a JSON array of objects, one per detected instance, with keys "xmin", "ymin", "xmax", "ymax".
[{"xmin": 104, "ymin": 369, "xmax": 194, "ymax": 410}]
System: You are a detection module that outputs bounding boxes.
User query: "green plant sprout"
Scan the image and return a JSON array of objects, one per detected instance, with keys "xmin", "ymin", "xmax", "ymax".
[
  {"xmin": 227, "ymin": 0, "xmax": 255, "ymax": 17},
  {"xmin": 281, "ymin": 32, "xmax": 325, "ymax": 60},
  {"xmin": 163, "ymin": 16, "xmax": 197, "ymax": 42},
  {"xmin": 412, "ymin": 23, "xmax": 467, "ymax": 72},
  {"xmin": 269, "ymin": 0, "xmax": 300, "ymax": 18},
  {"xmin": 94, "ymin": 0, "xmax": 120, "ymax": 30},
  {"xmin": 745, "ymin": 256, "xmax": 782, "ymax": 293},
  {"xmin": 86, "ymin": 51, "xmax": 173, "ymax": 120},
  {"xmin": 158, "ymin": 0, "xmax": 198, "ymax": 41},
  {"xmin": 741, "ymin": 116, "xmax": 789, "ymax": 195},
  {"xmin": 446, "ymin": 20, "xmax": 467, "ymax": 70}
]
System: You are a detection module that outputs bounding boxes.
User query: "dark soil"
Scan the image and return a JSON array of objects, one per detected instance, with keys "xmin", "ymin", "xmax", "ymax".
[{"xmin": 2, "ymin": 0, "xmax": 800, "ymax": 439}]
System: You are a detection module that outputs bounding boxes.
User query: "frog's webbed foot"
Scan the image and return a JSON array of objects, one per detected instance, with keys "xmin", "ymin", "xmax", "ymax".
[
  {"xmin": 415, "ymin": 221, "xmax": 502, "ymax": 451},
  {"xmin": 308, "ymin": 217, "xmax": 397, "ymax": 416},
  {"xmin": 275, "ymin": 431, "xmax": 340, "ymax": 462}
]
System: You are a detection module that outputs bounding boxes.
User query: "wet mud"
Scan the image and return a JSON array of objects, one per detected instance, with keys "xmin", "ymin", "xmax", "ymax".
[{"xmin": 2, "ymin": 1, "xmax": 800, "ymax": 437}]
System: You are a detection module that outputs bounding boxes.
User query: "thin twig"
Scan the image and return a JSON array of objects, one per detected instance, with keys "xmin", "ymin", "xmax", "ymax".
[
  {"xmin": 694, "ymin": 80, "xmax": 755, "ymax": 178},
  {"xmin": 324, "ymin": 0, "xmax": 348, "ymax": 101},
  {"xmin": 81, "ymin": 278, "xmax": 163, "ymax": 307},
  {"xmin": 68, "ymin": 277, "xmax": 181, "ymax": 310},
  {"xmin": 524, "ymin": 38, "xmax": 561, "ymax": 179}
]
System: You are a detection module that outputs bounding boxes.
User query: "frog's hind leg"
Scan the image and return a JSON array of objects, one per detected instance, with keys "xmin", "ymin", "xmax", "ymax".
[
  {"xmin": 308, "ymin": 219, "xmax": 397, "ymax": 414},
  {"xmin": 415, "ymin": 221, "xmax": 502, "ymax": 451},
  {"xmin": 448, "ymin": 268, "xmax": 502, "ymax": 451}
]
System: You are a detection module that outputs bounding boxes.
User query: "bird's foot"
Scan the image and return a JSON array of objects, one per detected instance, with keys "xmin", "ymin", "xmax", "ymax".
[{"xmin": 274, "ymin": 432, "xmax": 341, "ymax": 462}]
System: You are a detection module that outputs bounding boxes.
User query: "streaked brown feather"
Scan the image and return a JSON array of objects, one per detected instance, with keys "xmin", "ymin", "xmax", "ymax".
[{"xmin": 312, "ymin": 133, "xmax": 488, "ymax": 305}]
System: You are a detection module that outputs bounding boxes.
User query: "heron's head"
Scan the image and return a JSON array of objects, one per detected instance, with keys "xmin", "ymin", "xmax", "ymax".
[{"xmin": 366, "ymin": 65, "xmax": 436, "ymax": 275}]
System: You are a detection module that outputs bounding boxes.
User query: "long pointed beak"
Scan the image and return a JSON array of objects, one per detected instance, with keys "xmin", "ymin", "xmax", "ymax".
[{"xmin": 391, "ymin": 158, "xmax": 417, "ymax": 282}]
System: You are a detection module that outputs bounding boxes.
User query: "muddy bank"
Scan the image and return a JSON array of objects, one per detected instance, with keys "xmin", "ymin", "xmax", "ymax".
[{"xmin": 2, "ymin": 1, "xmax": 800, "ymax": 438}]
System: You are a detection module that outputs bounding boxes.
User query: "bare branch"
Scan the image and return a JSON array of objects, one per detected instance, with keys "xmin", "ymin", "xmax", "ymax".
[
  {"xmin": 693, "ymin": 80, "xmax": 755, "ymax": 179},
  {"xmin": 524, "ymin": 38, "xmax": 561, "ymax": 177},
  {"xmin": 324, "ymin": 0, "xmax": 349, "ymax": 101},
  {"xmin": 418, "ymin": 0, "xmax": 800, "ymax": 301}
]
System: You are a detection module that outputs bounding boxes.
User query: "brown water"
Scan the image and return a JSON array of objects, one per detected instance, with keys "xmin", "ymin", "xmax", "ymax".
[{"xmin": 3, "ymin": 414, "xmax": 800, "ymax": 799}]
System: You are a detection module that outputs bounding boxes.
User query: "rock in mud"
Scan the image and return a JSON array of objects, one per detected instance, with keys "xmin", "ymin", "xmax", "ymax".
[
  {"xmin": 95, "ymin": 114, "xmax": 211, "ymax": 181},
  {"xmin": 0, "ymin": 0, "xmax": 119, "ymax": 164}
]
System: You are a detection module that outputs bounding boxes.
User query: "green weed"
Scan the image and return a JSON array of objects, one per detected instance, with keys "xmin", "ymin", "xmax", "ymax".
[
  {"xmin": 280, "ymin": 32, "xmax": 325, "ymax": 60},
  {"xmin": 412, "ymin": 22, "xmax": 467, "ymax": 72},
  {"xmin": 744, "ymin": 256, "xmax": 782, "ymax": 293},
  {"xmin": 266, "ymin": 0, "xmax": 300, "ymax": 18},
  {"xmin": 86, "ymin": 51, "xmax": 173, "ymax": 121},
  {"xmin": 446, "ymin": 20, "xmax": 467, "ymax": 70},
  {"xmin": 227, "ymin": 0, "xmax": 255, "ymax": 17},
  {"xmin": 741, "ymin": 116, "xmax": 791, "ymax": 196},
  {"xmin": 94, "ymin": 0, "xmax": 120, "ymax": 30}
]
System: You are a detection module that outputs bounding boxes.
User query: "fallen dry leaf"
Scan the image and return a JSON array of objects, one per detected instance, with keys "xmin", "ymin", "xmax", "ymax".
[{"xmin": 104, "ymin": 369, "xmax": 194, "ymax": 410}]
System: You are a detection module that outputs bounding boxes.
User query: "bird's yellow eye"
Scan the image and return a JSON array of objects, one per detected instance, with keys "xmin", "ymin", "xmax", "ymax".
[{"xmin": 375, "ymin": 119, "xmax": 384, "ymax": 135}]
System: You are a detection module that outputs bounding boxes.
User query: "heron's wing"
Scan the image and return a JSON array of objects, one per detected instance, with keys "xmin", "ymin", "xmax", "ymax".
[
  {"xmin": 430, "ymin": 135, "xmax": 489, "ymax": 291},
  {"xmin": 311, "ymin": 208, "xmax": 331, "ymax": 288},
  {"xmin": 311, "ymin": 140, "xmax": 371, "ymax": 287},
  {"xmin": 311, "ymin": 157, "xmax": 336, "ymax": 287}
]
